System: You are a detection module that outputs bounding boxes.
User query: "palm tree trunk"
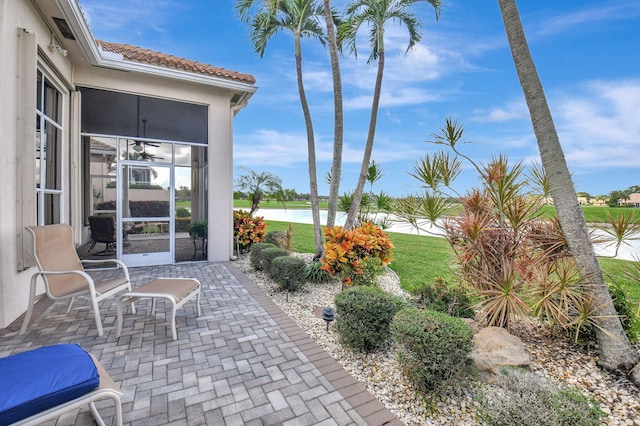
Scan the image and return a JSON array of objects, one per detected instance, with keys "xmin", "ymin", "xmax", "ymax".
[
  {"xmin": 323, "ymin": 0, "xmax": 344, "ymax": 228},
  {"xmin": 295, "ymin": 49, "xmax": 323, "ymax": 256},
  {"xmin": 498, "ymin": 0, "xmax": 638, "ymax": 371},
  {"xmin": 344, "ymin": 51, "xmax": 385, "ymax": 229}
]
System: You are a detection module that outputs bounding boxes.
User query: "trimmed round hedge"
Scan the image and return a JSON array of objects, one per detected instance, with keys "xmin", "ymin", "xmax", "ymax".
[
  {"xmin": 270, "ymin": 256, "xmax": 307, "ymax": 292},
  {"xmin": 260, "ymin": 247, "xmax": 289, "ymax": 274},
  {"xmin": 391, "ymin": 308, "xmax": 475, "ymax": 393},
  {"xmin": 335, "ymin": 286, "xmax": 398, "ymax": 353},
  {"xmin": 250, "ymin": 242, "xmax": 276, "ymax": 271}
]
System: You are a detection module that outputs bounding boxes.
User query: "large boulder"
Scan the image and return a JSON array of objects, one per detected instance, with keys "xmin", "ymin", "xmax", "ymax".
[{"xmin": 470, "ymin": 326, "xmax": 531, "ymax": 384}]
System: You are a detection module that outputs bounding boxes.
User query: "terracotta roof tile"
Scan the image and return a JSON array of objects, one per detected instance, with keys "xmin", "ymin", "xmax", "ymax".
[{"xmin": 97, "ymin": 40, "xmax": 256, "ymax": 85}]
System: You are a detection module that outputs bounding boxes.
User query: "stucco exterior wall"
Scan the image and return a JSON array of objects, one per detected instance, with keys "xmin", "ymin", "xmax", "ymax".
[{"xmin": 0, "ymin": 0, "xmax": 78, "ymax": 328}]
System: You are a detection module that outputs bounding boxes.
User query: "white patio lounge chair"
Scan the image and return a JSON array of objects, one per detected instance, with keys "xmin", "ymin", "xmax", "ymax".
[
  {"xmin": 0, "ymin": 344, "xmax": 123, "ymax": 426},
  {"xmin": 20, "ymin": 223, "xmax": 134, "ymax": 337}
]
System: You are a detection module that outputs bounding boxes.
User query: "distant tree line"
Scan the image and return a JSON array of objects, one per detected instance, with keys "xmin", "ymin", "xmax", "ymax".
[
  {"xmin": 608, "ymin": 185, "xmax": 640, "ymax": 207},
  {"xmin": 234, "ymin": 189, "xmax": 325, "ymax": 202}
]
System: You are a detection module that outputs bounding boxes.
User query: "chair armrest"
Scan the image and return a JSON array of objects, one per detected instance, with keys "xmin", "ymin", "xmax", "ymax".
[
  {"xmin": 81, "ymin": 259, "xmax": 130, "ymax": 281},
  {"xmin": 34, "ymin": 270, "xmax": 93, "ymax": 280}
]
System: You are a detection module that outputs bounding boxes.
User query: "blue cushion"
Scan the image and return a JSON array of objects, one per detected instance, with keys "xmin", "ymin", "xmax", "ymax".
[{"xmin": 0, "ymin": 344, "xmax": 100, "ymax": 425}]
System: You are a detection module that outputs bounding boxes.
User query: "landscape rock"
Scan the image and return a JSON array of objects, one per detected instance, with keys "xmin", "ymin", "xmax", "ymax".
[
  {"xmin": 470, "ymin": 326, "xmax": 531, "ymax": 384},
  {"xmin": 461, "ymin": 318, "xmax": 480, "ymax": 334},
  {"xmin": 630, "ymin": 362, "xmax": 640, "ymax": 388}
]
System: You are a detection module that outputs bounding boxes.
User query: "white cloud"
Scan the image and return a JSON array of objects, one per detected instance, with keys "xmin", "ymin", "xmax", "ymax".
[
  {"xmin": 471, "ymin": 100, "xmax": 529, "ymax": 123},
  {"xmin": 234, "ymin": 128, "xmax": 426, "ymax": 169},
  {"xmin": 537, "ymin": 2, "xmax": 640, "ymax": 36},
  {"xmin": 468, "ymin": 79, "xmax": 640, "ymax": 173},
  {"xmin": 555, "ymin": 79, "xmax": 640, "ymax": 170},
  {"xmin": 234, "ymin": 129, "xmax": 363, "ymax": 167}
]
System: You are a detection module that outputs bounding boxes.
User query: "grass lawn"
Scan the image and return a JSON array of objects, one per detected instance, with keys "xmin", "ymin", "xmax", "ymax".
[
  {"xmin": 539, "ymin": 205, "xmax": 640, "ymax": 223},
  {"xmin": 265, "ymin": 220, "xmax": 457, "ymax": 292}
]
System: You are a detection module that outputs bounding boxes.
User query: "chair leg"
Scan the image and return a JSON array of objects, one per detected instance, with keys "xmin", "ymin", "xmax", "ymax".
[
  {"xmin": 170, "ymin": 300, "xmax": 178, "ymax": 341},
  {"xmin": 19, "ymin": 276, "xmax": 39, "ymax": 335},
  {"xmin": 89, "ymin": 393, "xmax": 123, "ymax": 426},
  {"xmin": 89, "ymin": 402, "xmax": 106, "ymax": 426},
  {"xmin": 116, "ymin": 300, "xmax": 123, "ymax": 339},
  {"xmin": 66, "ymin": 296, "xmax": 75, "ymax": 314},
  {"xmin": 88, "ymin": 240, "xmax": 97, "ymax": 252},
  {"xmin": 90, "ymin": 296, "xmax": 104, "ymax": 337},
  {"xmin": 126, "ymin": 283, "xmax": 136, "ymax": 314},
  {"xmin": 196, "ymin": 288, "xmax": 202, "ymax": 317}
]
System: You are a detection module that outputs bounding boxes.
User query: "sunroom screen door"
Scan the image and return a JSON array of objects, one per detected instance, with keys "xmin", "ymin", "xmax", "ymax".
[{"xmin": 118, "ymin": 162, "xmax": 174, "ymax": 266}]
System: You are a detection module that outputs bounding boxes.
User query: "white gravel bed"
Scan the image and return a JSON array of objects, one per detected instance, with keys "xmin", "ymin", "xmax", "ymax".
[{"xmin": 234, "ymin": 253, "xmax": 640, "ymax": 425}]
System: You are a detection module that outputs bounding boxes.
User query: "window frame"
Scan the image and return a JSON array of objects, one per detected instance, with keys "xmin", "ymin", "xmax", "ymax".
[{"xmin": 35, "ymin": 64, "xmax": 68, "ymax": 226}]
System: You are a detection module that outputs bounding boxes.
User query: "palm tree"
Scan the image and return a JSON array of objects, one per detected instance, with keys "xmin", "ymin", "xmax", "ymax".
[
  {"xmin": 322, "ymin": 0, "xmax": 344, "ymax": 228},
  {"xmin": 235, "ymin": 167, "xmax": 283, "ymax": 216},
  {"xmin": 239, "ymin": 0, "xmax": 344, "ymax": 230},
  {"xmin": 248, "ymin": 0, "xmax": 326, "ymax": 255},
  {"xmin": 497, "ymin": 0, "xmax": 638, "ymax": 372},
  {"xmin": 364, "ymin": 159, "xmax": 383, "ymax": 216},
  {"xmin": 339, "ymin": 0, "xmax": 441, "ymax": 229}
]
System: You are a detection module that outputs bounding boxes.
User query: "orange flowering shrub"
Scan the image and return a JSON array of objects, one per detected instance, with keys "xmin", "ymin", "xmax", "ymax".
[
  {"xmin": 321, "ymin": 222, "xmax": 394, "ymax": 286},
  {"xmin": 234, "ymin": 210, "xmax": 266, "ymax": 253}
]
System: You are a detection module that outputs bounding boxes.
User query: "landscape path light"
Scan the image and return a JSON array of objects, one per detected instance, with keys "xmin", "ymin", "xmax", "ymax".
[{"xmin": 322, "ymin": 307, "xmax": 335, "ymax": 331}]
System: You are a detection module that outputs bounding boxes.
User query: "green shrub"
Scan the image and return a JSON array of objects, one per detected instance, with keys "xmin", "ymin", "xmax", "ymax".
[
  {"xmin": 608, "ymin": 283, "xmax": 638, "ymax": 342},
  {"xmin": 271, "ymin": 256, "xmax": 307, "ymax": 292},
  {"xmin": 476, "ymin": 367, "xmax": 603, "ymax": 425},
  {"xmin": 260, "ymin": 247, "xmax": 289, "ymax": 274},
  {"xmin": 413, "ymin": 278, "xmax": 475, "ymax": 318},
  {"xmin": 176, "ymin": 207, "xmax": 191, "ymax": 218},
  {"xmin": 350, "ymin": 257, "xmax": 385, "ymax": 287},
  {"xmin": 574, "ymin": 283, "xmax": 638, "ymax": 343},
  {"xmin": 335, "ymin": 286, "xmax": 398, "ymax": 353},
  {"xmin": 306, "ymin": 261, "xmax": 334, "ymax": 284},
  {"xmin": 391, "ymin": 308, "xmax": 475, "ymax": 393},
  {"xmin": 175, "ymin": 217, "xmax": 190, "ymax": 233},
  {"xmin": 264, "ymin": 230, "xmax": 286, "ymax": 248},
  {"xmin": 97, "ymin": 200, "xmax": 169, "ymax": 216},
  {"xmin": 250, "ymin": 242, "xmax": 276, "ymax": 271}
]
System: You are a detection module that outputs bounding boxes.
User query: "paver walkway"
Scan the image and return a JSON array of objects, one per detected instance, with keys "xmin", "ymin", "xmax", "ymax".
[{"xmin": 0, "ymin": 261, "xmax": 402, "ymax": 426}]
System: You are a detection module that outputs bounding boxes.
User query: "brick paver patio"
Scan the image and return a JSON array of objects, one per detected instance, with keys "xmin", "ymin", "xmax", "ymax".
[{"xmin": 0, "ymin": 261, "xmax": 402, "ymax": 425}]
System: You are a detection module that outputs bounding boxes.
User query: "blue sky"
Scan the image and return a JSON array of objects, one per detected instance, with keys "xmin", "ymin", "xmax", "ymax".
[{"xmin": 78, "ymin": 0, "xmax": 640, "ymax": 198}]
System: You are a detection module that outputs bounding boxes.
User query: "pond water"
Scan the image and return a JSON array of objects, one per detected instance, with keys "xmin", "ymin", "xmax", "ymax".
[{"xmin": 253, "ymin": 208, "xmax": 639, "ymax": 261}]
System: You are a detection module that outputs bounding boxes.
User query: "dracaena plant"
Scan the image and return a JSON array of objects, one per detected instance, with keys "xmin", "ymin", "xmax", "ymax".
[{"xmin": 394, "ymin": 117, "xmax": 624, "ymax": 336}]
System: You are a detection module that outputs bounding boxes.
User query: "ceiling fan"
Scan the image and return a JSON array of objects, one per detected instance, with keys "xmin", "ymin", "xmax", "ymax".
[
  {"xmin": 139, "ymin": 150, "xmax": 164, "ymax": 161},
  {"xmin": 130, "ymin": 119, "xmax": 159, "ymax": 152},
  {"xmin": 131, "ymin": 140, "xmax": 160, "ymax": 152}
]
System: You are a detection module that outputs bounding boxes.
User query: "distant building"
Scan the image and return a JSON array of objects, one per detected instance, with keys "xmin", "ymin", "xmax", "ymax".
[{"xmin": 618, "ymin": 193, "xmax": 640, "ymax": 207}]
